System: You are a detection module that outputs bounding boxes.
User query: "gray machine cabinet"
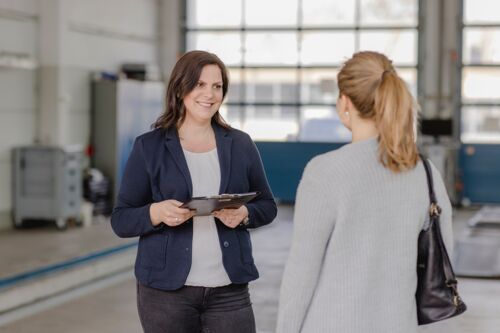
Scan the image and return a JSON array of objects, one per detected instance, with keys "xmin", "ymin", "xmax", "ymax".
[
  {"xmin": 11, "ymin": 146, "xmax": 82, "ymax": 230},
  {"xmin": 92, "ymin": 79, "xmax": 164, "ymax": 201}
]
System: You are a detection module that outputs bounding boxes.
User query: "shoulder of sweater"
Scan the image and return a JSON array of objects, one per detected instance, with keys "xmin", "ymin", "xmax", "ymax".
[
  {"xmin": 306, "ymin": 144, "xmax": 356, "ymax": 170},
  {"xmin": 303, "ymin": 142, "xmax": 376, "ymax": 184},
  {"xmin": 304, "ymin": 149, "xmax": 344, "ymax": 180}
]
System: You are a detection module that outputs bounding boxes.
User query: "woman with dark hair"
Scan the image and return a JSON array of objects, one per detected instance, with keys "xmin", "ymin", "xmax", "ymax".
[
  {"xmin": 111, "ymin": 50, "xmax": 277, "ymax": 333},
  {"xmin": 276, "ymin": 51, "xmax": 453, "ymax": 333}
]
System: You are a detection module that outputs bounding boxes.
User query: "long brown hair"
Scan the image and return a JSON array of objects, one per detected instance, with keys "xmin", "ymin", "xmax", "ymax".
[
  {"xmin": 337, "ymin": 51, "xmax": 419, "ymax": 173},
  {"xmin": 153, "ymin": 50, "xmax": 231, "ymax": 129}
]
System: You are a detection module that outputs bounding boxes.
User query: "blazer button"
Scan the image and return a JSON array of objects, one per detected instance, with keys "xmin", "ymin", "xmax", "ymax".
[
  {"xmin": 185, "ymin": 247, "xmax": 189, "ymax": 251},
  {"xmin": 223, "ymin": 241, "xmax": 229, "ymax": 248}
]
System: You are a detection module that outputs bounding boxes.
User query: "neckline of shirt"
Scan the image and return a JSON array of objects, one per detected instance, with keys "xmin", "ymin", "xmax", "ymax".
[{"xmin": 182, "ymin": 147, "xmax": 217, "ymax": 155}]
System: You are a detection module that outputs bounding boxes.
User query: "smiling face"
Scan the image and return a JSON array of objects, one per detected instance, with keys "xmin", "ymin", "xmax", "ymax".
[{"xmin": 182, "ymin": 64, "xmax": 224, "ymax": 125}]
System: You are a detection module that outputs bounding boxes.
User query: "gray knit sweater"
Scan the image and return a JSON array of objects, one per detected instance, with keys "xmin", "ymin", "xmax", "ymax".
[{"xmin": 276, "ymin": 138, "xmax": 453, "ymax": 333}]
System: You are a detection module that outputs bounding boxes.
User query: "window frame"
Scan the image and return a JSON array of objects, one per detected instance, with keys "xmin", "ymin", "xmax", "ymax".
[
  {"xmin": 460, "ymin": 0, "xmax": 500, "ymax": 143},
  {"xmin": 184, "ymin": 0, "xmax": 421, "ymax": 142}
]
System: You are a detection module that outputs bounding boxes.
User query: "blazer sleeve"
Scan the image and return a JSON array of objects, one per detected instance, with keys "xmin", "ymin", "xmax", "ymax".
[
  {"xmin": 243, "ymin": 137, "xmax": 277, "ymax": 229},
  {"xmin": 110, "ymin": 137, "xmax": 158, "ymax": 238}
]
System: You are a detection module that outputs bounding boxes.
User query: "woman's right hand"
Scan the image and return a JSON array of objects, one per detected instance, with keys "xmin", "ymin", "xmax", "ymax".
[{"xmin": 149, "ymin": 200, "xmax": 194, "ymax": 227}]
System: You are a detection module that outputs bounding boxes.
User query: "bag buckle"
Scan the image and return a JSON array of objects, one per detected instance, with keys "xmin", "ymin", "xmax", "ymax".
[
  {"xmin": 429, "ymin": 203, "xmax": 441, "ymax": 217},
  {"xmin": 446, "ymin": 280, "xmax": 460, "ymax": 306}
]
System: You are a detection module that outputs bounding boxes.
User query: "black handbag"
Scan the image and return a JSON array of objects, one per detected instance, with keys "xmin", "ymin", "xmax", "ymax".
[{"xmin": 416, "ymin": 158, "xmax": 467, "ymax": 325}]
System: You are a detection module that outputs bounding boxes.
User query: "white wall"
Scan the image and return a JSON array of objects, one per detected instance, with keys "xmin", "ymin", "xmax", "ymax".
[
  {"xmin": 0, "ymin": 0, "xmax": 162, "ymax": 229},
  {"xmin": 0, "ymin": 0, "xmax": 38, "ymax": 218},
  {"xmin": 39, "ymin": 0, "xmax": 159, "ymax": 146}
]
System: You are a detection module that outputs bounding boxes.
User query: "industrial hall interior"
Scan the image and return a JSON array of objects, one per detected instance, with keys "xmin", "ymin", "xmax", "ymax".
[{"xmin": 0, "ymin": 0, "xmax": 500, "ymax": 332}]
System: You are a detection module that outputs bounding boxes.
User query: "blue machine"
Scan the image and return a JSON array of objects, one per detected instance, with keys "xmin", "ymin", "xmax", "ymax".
[
  {"xmin": 256, "ymin": 141, "xmax": 345, "ymax": 203},
  {"xmin": 461, "ymin": 144, "xmax": 500, "ymax": 204},
  {"xmin": 256, "ymin": 142, "xmax": 500, "ymax": 204}
]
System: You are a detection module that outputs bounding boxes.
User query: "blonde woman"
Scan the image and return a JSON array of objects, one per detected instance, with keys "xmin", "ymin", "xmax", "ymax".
[{"xmin": 276, "ymin": 51, "xmax": 453, "ymax": 333}]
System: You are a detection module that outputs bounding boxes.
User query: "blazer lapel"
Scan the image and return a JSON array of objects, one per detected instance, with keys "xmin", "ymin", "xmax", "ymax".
[
  {"xmin": 164, "ymin": 127, "xmax": 193, "ymax": 197},
  {"xmin": 214, "ymin": 124, "xmax": 232, "ymax": 194}
]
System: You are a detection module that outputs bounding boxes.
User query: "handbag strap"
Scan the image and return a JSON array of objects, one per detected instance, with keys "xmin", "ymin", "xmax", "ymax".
[
  {"xmin": 420, "ymin": 156, "xmax": 437, "ymax": 207},
  {"xmin": 421, "ymin": 156, "xmax": 441, "ymax": 218},
  {"xmin": 420, "ymin": 156, "xmax": 458, "ymax": 286}
]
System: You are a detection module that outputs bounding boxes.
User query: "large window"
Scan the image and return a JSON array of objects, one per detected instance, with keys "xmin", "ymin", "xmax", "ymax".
[
  {"xmin": 186, "ymin": 0, "xmax": 419, "ymax": 141},
  {"xmin": 462, "ymin": 0, "xmax": 500, "ymax": 143}
]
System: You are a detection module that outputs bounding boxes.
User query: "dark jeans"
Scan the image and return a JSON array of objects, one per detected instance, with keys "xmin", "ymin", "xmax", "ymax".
[{"xmin": 137, "ymin": 282, "xmax": 256, "ymax": 333}]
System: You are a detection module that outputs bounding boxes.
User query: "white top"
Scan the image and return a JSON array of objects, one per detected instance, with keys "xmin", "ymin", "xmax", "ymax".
[
  {"xmin": 183, "ymin": 148, "xmax": 231, "ymax": 287},
  {"xmin": 276, "ymin": 138, "xmax": 454, "ymax": 333}
]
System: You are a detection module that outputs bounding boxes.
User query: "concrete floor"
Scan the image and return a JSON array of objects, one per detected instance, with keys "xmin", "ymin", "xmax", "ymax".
[
  {"xmin": 0, "ymin": 218, "xmax": 130, "ymax": 280},
  {"xmin": 1, "ymin": 206, "xmax": 500, "ymax": 332}
]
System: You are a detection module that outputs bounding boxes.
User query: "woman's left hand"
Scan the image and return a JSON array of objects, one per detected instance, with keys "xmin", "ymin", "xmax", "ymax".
[{"xmin": 212, "ymin": 205, "xmax": 248, "ymax": 229}]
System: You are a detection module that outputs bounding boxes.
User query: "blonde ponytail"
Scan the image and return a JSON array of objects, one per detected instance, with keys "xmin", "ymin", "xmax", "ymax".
[
  {"xmin": 337, "ymin": 51, "xmax": 419, "ymax": 173},
  {"xmin": 374, "ymin": 70, "xmax": 419, "ymax": 172}
]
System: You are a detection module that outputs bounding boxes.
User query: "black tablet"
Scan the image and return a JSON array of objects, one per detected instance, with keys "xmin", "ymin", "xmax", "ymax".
[{"xmin": 180, "ymin": 192, "xmax": 260, "ymax": 216}]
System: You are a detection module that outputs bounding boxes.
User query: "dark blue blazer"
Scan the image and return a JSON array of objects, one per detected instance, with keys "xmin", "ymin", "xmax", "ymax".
[{"xmin": 111, "ymin": 123, "xmax": 277, "ymax": 290}]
